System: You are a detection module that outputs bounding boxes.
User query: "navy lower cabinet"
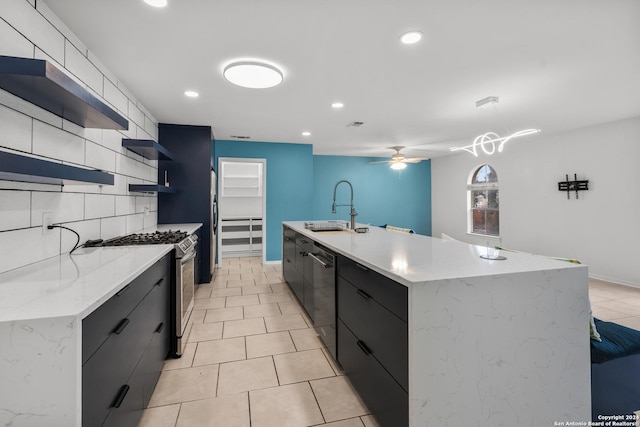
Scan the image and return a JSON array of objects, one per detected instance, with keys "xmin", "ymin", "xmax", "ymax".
[
  {"xmin": 336, "ymin": 254, "xmax": 409, "ymax": 427},
  {"xmin": 82, "ymin": 254, "xmax": 171, "ymax": 427}
]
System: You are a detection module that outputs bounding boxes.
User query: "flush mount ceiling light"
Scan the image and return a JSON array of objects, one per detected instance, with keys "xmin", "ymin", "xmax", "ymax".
[
  {"xmin": 331, "ymin": 102, "xmax": 344, "ymax": 109},
  {"xmin": 399, "ymin": 30, "xmax": 423, "ymax": 45},
  {"xmin": 223, "ymin": 61, "xmax": 283, "ymax": 89},
  {"xmin": 302, "ymin": 131, "xmax": 311, "ymax": 136},
  {"xmin": 143, "ymin": 0, "xmax": 167, "ymax": 7},
  {"xmin": 184, "ymin": 90, "xmax": 199, "ymax": 98},
  {"xmin": 450, "ymin": 96, "xmax": 541, "ymax": 156}
]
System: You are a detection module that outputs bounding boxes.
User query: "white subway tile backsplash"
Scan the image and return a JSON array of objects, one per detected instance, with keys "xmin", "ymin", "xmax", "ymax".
[
  {"xmin": 33, "ymin": 120, "xmax": 85, "ymax": 165},
  {"xmin": 125, "ymin": 213, "xmax": 144, "ymax": 234},
  {"xmin": 0, "ymin": 16, "xmax": 35, "ymax": 58},
  {"xmin": 0, "ymin": 2, "xmax": 159, "ymax": 272},
  {"xmin": 31, "ymin": 192, "xmax": 84, "ymax": 226},
  {"xmin": 0, "ymin": 226, "xmax": 60, "ymax": 273},
  {"xmin": 0, "ymin": 86, "xmax": 62, "ymax": 128},
  {"xmin": 115, "ymin": 152, "xmax": 141, "ymax": 178},
  {"xmin": 0, "ymin": 104, "xmax": 32, "ymax": 152},
  {"xmin": 64, "ymin": 40, "xmax": 103, "ymax": 96},
  {"xmin": 100, "ymin": 173, "xmax": 127, "ymax": 196},
  {"xmin": 35, "ymin": 0, "xmax": 87, "ymax": 56},
  {"xmin": 86, "ymin": 141, "xmax": 116, "ymax": 173},
  {"xmin": 144, "ymin": 116, "xmax": 158, "ymax": 140},
  {"xmin": 0, "ymin": 190, "xmax": 30, "ymax": 231},
  {"xmin": 103, "ymin": 79, "xmax": 128, "ymax": 115},
  {"xmin": 1, "ymin": 0, "xmax": 64, "ymax": 64},
  {"xmin": 102, "ymin": 129, "xmax": 125, "ymax": 153},
  {"xmin": 85, "ymin": 194, "xmax": 115, "ymax": 220},
  {"xmin": 128, "ymin": 102, "xmax": 145, "ymax": 129},
  {"xmin": 60, "ymin": 219, "xmax": 100, "ymax": 253},
  {"xmin": 115, "ymin": 195, "xmax": 136, "ymax": 216},
  {"xmin": 143, "ymin": 211, "xmax": 158, "ymax": 230},
  {"xmin": 100, "ymin": 216, "xmax": 126, "ymax": 240},
  {"xmin": 87, "ymin": 51, "xmax": 118, "ymax": 86}
]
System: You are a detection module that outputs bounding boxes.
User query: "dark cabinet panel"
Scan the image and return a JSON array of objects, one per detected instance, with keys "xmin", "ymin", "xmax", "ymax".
[
  {"xmin": 82, "ymin": 254, "xmax": 171, "ymax": 427},
  {"xmin": 338, "ymin": 319, "xmax": 408, "ymax": 427},
  {"xmin": 82, "ymin": 256, "xmax": 169, "ymax": 364},
  {"xmin": 338, "ymin": 275, "xmax": 408, "ymax": 392},
  {"xmin": 158, "ymin": 124, "xmax": 214, "ymax": 283},
  {"xmin": 337, "ymin": 254, "xmax": 408, "ymax": 321}
]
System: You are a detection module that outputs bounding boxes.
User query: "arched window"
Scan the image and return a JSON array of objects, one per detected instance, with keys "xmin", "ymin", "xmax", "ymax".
[{"xmin": 468, "ymin": 164, "xmax": 499, "ymax": 237}]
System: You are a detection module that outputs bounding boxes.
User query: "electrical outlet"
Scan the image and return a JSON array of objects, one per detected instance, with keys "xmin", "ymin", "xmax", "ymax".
[{"xmin": 42, "ymin": 212, "xmax": 53, "ymax": 235}]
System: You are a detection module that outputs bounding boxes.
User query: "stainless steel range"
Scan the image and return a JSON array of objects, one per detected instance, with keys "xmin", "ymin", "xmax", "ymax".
[{"xmin": 87, "ymin": 230, "xmax": 197, "ymax": 357}]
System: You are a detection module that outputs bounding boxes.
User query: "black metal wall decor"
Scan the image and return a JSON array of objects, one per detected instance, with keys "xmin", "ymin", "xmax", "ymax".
[{"xmin": 558, "ymin": 173, "xmax": 589, "ymax": 199}]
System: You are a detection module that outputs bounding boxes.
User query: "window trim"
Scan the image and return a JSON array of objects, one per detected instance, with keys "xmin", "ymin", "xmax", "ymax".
[{"xmin": 467, "ymin": 164, "xmax": 500, "ymax": 238}]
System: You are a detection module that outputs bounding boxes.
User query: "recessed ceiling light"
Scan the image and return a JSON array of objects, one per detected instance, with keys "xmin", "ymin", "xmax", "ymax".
[
  {"xmin": 223, "ymin": 61, "xmax": 284, "ymax": 89},
  {"xmin": 399, "ymin": 30, "xmax": 423, "ymax": 45},
  {"xmin": 331, "ymin": 102, "xmax": 344, "ymax": 109},
  {"xmin": 143, "ymin": 0, "xmax": 167, "ymax": 7},
  {"xmin": 302, "ymin": 131, "xmax": 311, "ymax": 136},
  {"xmin": 184, "ymin": 90, "xmax": 199, "ymax": 98}
]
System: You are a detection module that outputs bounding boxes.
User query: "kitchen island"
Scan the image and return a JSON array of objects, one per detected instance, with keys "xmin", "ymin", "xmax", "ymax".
[{"xmin": 283, "ymin": 221, "xmax": 591, "ymax": 426}]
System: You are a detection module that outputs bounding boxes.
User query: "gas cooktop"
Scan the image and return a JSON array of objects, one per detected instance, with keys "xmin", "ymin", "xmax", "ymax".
[{"xmin": 85, "ymin": 230, "xmax": 188, "ymax": 247}]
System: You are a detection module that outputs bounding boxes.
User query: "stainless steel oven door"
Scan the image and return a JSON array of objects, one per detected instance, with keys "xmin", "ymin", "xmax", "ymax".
[{"xmin": 175, "ymin": 250, "xmax": 196, "ymax": 356}]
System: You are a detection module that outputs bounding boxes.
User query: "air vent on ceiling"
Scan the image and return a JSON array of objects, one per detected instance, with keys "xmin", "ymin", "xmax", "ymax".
[
  {"xmin": 346, "ymin": 121, "xmax": 364, "ymax": 127},
  {"xmin": 230, "ymin": 135, "xmax": 251, "ymax": 139}
]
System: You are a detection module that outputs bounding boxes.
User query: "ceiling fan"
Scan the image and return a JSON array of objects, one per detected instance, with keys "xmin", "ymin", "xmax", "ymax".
[{"xmin": 369, "ymin": 146, "xmax": 429, "ymax": 170}]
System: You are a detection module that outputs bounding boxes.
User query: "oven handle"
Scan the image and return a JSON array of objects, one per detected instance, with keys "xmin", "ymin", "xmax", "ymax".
[{"xmin": 180, "ymin": 251, "xmax": 197, "ymax": 264}]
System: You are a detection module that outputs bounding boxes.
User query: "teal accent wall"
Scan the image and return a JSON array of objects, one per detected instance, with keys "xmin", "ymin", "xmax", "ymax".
[
  {"xmin": 214, "ymin": 140, "xmax": 314, "ymax": 261},
  {"xmin": 213, "ymin": 141, "xmax": 431, "ymax": 261},
  {"xmin": 313, "ymin": 155, "xmax": 431, "ymax": 236}
]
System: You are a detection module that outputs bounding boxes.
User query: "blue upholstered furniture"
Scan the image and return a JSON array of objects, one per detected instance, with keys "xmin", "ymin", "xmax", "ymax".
[{"xmin": 591, "ymin": 318, "xmax": 640, "ymax": 420}]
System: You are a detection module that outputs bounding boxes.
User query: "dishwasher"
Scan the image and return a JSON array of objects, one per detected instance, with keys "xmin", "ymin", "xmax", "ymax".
[{"xmin": 308, "ymin": 243, "xmax": 337, "ymax": 360}]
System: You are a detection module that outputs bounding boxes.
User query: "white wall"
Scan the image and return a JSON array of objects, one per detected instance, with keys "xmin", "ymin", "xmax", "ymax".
[
  {"xmin": 432, "ymin": 116, "xmax": 640, "ymax": 287},
  {"xmin": 0, "ymin": 0, "xmax": 159, "ymax": 273}
]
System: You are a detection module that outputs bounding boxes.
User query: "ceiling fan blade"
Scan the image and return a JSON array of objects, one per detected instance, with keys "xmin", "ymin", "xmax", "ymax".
[
  {"xmin": 368, "ymin": 160, "xmax": 392, "ymax": 165},
  {"xmin": 403, "ymin": 157, "xmax": 430, "ymax": 163}
]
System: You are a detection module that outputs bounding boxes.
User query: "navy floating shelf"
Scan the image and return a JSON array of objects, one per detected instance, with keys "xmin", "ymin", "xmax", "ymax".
[
  {"xmin": 0, "ymin": 55, "xmax": 129, "ymax": 130},
  {"xmin": 129, "ymin": 184, "xmax": 176, "ymax": 194},
  {"xmin": 0, "ymin": 151, "xmax": 114, "ymax": 186},
  {"xmin": 122, "ymin": 139, "xmax": 174, "ymax": 161}
]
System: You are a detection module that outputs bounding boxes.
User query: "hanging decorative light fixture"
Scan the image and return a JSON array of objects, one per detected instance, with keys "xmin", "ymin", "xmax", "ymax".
[{"xmin": 450, "ymin": 96, "xmax": 540, "ymax": 157}]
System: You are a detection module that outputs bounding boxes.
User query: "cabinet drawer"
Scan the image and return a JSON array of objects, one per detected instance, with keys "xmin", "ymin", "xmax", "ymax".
[
  {"xmin": 82, "ymin": 279, "xmax": 167, "ymax": 427},
  {"xmin": 82, "ymin": 254, "xmax": 170, "ymax": 364},
  {"xmin": 337, "ymin": 254, "xmax": 407, "ymax": 321},
  {"xmin": 338, "ymin": 319, "xmax": 408, "ymax": 427},
  {"xmin": 338, "ymin": 275, "xmax": 408, "ymax": 391}
]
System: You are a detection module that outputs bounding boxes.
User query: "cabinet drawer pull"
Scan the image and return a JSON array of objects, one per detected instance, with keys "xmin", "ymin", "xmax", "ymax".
[
  {"xmin": 354, "ymin": 262, "xmax": 369, "ymax": 272},
  {"xmin": 356, "ymin": 340, "xmax": 372, "ymax": 355},
  {"xmin": 112, "ymin": 318, "xmax": 130, "ymax": 335},
  {"xmin": 154, "ymin": 278, "xmax": 164, "ymax": 287},
  {"xmin": 155, "ymin": 322, "xmax": 165, "ymax": 333},
  {"xmin": 111, "ymin": 384, "xmax": 130, "ymax": 408},
  {"xmin": 115, "ymin": 284, "xmax": 131, "ymax": 297},
  {"xmin": 356, "ymin": 289, "xmax": 371, "ymax": 300}
]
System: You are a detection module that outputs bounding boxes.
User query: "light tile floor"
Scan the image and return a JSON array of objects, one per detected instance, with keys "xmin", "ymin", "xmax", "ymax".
[
  {"xmin": 589, "ymin": 278, "xmax": 640, "ymax": 331},
  {"xmin": 139, "ymin": 257, "xmax": 379, "ymax": 427},
  {"xmin": 140, "ymin": 258, "xmax": 640, "ymax": 427}
]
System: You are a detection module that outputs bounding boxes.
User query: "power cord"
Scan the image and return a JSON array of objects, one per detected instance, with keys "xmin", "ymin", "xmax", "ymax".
[{"xmin": 48, "ymin": 224, "xmax": 81, "ymax": 254}]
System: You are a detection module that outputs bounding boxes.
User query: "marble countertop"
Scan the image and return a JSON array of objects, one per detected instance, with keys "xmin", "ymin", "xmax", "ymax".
[
  {"xmin": 0, "ymin": 223, "xmax": 202, "ymax": 323},
  {"xmin": 0, "ymin": 245, "xmax": 172, "ymax": 322},
  {"xmin": 283, "ymin": 221, "xmax": 584, "ymax": 287}
]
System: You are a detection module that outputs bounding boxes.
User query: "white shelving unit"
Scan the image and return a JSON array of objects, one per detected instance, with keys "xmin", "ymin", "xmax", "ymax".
[
  {"xmin": 219, "ymin": 218, "xmax": 262, "ymax": 257},
  {"xmin": 218, "ymin": 159, "xmax": 265, "ymax": 259}
]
